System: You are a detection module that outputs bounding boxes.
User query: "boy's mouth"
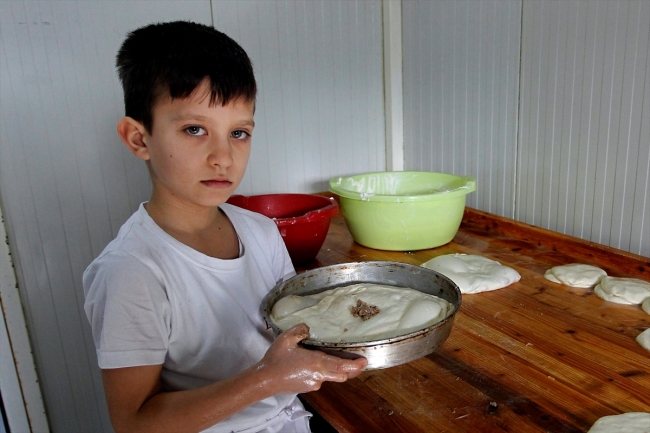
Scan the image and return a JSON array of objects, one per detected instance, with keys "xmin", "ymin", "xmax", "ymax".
[{"xmin": 201, "ymin": 179, "xmax": 233, "ymax": 188}]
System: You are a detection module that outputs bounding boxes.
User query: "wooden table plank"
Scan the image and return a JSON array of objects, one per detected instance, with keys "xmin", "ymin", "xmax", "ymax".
[{"xmin": 297, "ymin": 208, "xmax": 650, "ymax": 432}]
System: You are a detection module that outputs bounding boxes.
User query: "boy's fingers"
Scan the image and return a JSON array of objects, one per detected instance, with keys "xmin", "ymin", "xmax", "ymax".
[
  {"xmin": 320, "ymin": 358, "xmax": 367, "ymax": 383},
  {"xmin": 334, "ymin": 356, "xmax": 367, "ymax": 373},
  {"xmin": 320, "ymin": 353, "xmax": 367, "ymax": 375},
  {"xmin": 342, "ymin": 357, "xmax": 368, "ymax": 372},
  {"xmin": 279, "ymin": 323, "xmax": 310, "ymax": 346},
  {"xmin": 344, "ymin": 359, "xmax": 368, "ymax": 379},
  {"xmin": 302, "ymin": 344, "xmax": 368, "ymax": 374},
  {"xmin": 274, "ymin": 326, "xmax": 368, "ymax": 385}
]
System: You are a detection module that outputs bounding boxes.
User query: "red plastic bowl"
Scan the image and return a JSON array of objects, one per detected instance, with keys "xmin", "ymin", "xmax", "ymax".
[{"xmin": 227, "ymin": 194, "xmax": 338, "ymax": 265}]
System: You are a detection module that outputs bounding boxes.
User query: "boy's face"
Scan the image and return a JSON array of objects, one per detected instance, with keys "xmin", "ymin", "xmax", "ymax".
[{"xmin": 139, "ymin": 81, "xmax": 254, "ymax": 210}]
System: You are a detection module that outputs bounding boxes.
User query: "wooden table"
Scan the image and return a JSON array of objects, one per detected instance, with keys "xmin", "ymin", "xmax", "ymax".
[{"xmin": 297, "ymin": 208, "xmax": 650, "ymax": 433}]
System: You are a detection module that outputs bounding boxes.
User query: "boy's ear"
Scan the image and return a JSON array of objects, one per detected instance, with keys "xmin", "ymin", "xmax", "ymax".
[{"xmin": 117, "ymin": 117, "xmax": 150, "ymax": 161}]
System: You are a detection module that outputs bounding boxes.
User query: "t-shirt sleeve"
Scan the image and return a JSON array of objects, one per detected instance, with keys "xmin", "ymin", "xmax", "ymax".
[{"xmin": 83, "ymin": 252, "xmax": 170, "ymax": 369}]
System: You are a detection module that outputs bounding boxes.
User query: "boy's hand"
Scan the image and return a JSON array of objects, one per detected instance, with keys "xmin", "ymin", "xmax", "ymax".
[{"xmin": 257, "ymin": 323, "xmax": 367, "ymax": 394}]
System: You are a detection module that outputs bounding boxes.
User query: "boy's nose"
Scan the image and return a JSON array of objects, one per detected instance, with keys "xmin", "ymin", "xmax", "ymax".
[{"xmin": 207, "ymin": 137, "xmax": 233, "ymax": 167}]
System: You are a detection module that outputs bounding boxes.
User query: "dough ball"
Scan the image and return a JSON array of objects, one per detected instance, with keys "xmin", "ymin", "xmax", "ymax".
[
  {"xmin": 544, "ymin": 264, "xmax": 606, "ymax": 288},
  {"xmin": 587, "ymin": 412, "xmax": 650, "ymax": 433},
  {"xmin": 593, "ymin": 276, "xmax": 650, "ymax": 305},
  {"xmin": 422, "ymin": 254, "xmax": 520, "ymax": 294},
  {"xmin": 642, "ymin": 299, "xmax": 650, "ymax": 315},
  {"xmin": 425, "ymin": 255, "xmax": 471, "ymax": 273},
  {"xmin": 637, "ymin": 329, "xmax": 650, "ymax": 353}
]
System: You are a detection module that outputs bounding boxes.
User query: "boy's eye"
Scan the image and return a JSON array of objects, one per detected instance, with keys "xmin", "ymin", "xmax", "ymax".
[
  {"xmin": 185, "ymin": 126, "xmax": 206, "ymax": 136},
  {"xmin": 231, "ymin": 130, "xmax": 250, "ymax": 140}
]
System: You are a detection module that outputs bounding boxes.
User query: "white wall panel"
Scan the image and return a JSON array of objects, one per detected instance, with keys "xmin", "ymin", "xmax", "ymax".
[
  {"xmin": 630, "ymin": 56, "xmax": 650, "ymax": 257},
  {"xmin": 403, "ymin": 0, "xmax": 649, "ymax": 258},
  {"xmin": 517, "ymin": 0, "xmax": 650, "ymax": 256},
  {"xmin": 402, "ymin": 0, "xmax": 522, "ymax": 217},
  {"xmin": 213, "ymin": 0, "xmax": 385, "ymax": 195}
]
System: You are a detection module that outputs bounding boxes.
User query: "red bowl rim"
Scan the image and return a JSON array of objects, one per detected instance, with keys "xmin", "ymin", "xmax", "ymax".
[{"xmin": 227, "ymin": 193, "xmax": 338, "ymax": 226}]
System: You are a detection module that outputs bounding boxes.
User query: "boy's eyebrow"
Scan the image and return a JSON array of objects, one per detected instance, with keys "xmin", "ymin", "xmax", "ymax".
[
  {"xmin": 171, "ymin": 114, "xmax": 255, "ymax": 127},
  {"xmin": 171, "ymin": 114, "xmax": 209, "ymax": 122},
  {"xmin": 239, "ymin": 119, "xmax": 256, "ymax": 127}
]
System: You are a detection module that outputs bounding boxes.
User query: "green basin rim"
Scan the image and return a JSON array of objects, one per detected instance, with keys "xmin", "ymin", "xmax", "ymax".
[{"xmin": 329, "ymin": 171, "xmax": 477, "ymax": 203}]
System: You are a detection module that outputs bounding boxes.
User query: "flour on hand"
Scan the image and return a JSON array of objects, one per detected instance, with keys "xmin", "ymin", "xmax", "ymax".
[
  {"xmin": 593, "ymin": 276, "xmax": 650, "ymax": 305},
  {"xmin": 271, "ymin": 283, "xmax": 453, "ymax": 343},
  {"xmin": 587, "ymin": 412, "xmax": 650, "ymax": 433},
  {"xmin": 421, "ymin": 254, "xmax": 520, "ymax": 294},
  {"xmin": 544, "ymin": 264, "xmax": 607, "ymax": 288}
]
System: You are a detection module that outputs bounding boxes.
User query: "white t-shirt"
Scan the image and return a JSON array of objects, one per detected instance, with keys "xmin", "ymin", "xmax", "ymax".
[{"xmin": 83, "ymin": 203, "xmax": 308, "ymax": 433}]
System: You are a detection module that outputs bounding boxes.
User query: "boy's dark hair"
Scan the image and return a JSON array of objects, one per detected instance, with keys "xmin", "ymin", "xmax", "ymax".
[{"xmin": 116, "ymin": 21, "xmax": 257, "ymax": 132}]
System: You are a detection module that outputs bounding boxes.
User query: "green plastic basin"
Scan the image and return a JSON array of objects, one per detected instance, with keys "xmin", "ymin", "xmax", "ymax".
[{"xmin": 329, "ymin": 171, "xmax": 476, "ymax": 251}]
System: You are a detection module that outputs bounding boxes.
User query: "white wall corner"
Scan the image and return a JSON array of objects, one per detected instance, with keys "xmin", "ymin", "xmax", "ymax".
[
  {"xmin": 383, "ymin": 0, "xmax": 404, "ymax": 171},
  {"xmin": 0, "ymin": 205, "xmax": 49, "ymax": 433}
]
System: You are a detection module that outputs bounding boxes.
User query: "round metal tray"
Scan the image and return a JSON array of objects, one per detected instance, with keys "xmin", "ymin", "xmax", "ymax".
[{"xmin": 261, "ymin": 261, "xmax": 462, "ymax": 370}]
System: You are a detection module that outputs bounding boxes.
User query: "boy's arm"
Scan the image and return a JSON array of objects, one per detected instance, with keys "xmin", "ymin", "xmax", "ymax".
[{"xmin": 102, "ymin": 324, "xmax": 367, "ymax": 433}]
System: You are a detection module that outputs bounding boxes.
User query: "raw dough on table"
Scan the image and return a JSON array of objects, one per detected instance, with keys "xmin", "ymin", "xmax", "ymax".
[
  {"xmin": 637, "ymin": 329, "xmax": 650, "ymax": 352},
  {"xmin": 271, "ymin": 283, "xmax": 453, "ymax": 343},
  {"xmin": 421, "ymin": 254, "xmax": 520, "ymax": 294},
  {"xmin": 642, "ymin": 299, "xmax": 650, "ymax": 315},
  {"xmin": 544, "ymin": 264, "xmax": 606, "ymax": 288},
  {"xmin": 587, "ymin": 412, "xmax": 650, "ymax": 433},
  {"xmin": 593, "ymin": 276, "xmax": 650, "ymax": 305}
]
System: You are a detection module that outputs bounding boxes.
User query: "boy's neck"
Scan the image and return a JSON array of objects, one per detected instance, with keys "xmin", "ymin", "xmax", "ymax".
[
  {"xmin": 144, "ymin": 196, "xmax": 239, "ymax": 260},
  {"xmin": 145, "ymin": 196, "xmax": 223, "ymax": 232}
]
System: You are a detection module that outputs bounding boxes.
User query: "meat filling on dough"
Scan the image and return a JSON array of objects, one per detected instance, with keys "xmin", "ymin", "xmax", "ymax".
[{"xmin": 350, "ymin": 299, "xmax": 380, "ymax": 321}]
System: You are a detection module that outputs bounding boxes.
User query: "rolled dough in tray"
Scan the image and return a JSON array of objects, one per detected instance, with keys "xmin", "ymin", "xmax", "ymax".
[{"xmin": 271, "ymin": 283, "xmax": 453, "ymax": 343}]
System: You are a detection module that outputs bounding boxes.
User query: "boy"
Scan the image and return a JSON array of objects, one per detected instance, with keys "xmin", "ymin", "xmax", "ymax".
[{"xmin": 83, "ymin": 21, "xmax": 366, "ymax": 433}]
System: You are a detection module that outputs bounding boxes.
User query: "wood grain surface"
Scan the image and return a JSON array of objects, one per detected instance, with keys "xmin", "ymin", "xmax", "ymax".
[{"xmin": 296, "ymin": 208, "xmax": 650, "ymax": 433}]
